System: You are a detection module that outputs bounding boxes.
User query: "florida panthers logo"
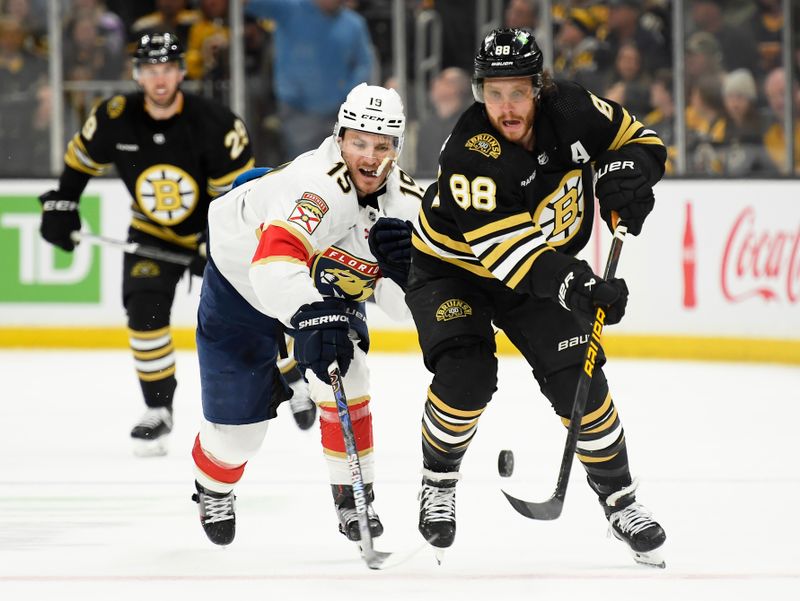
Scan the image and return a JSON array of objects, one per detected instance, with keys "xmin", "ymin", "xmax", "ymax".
[
  {"xmin": 135, "ymin": 164, "xmax": 199, "ymax": 225},
  {"xmin": 311, "ymin": 247, "xmax": 379, "ymax": 301},
  {"xmin": 534, "ymin": 169, "xmax": 584, "ymax": 247}
]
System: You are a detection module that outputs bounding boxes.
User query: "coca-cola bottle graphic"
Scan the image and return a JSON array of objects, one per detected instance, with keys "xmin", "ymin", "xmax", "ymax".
[{"xmin": 682, "ymin": 201, "xmax": 697, "ymax": 308}]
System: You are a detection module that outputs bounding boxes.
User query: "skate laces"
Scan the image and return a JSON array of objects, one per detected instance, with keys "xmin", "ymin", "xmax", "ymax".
[
  {"xmin": 199, "ymin": 491, "xmax": 235, "ymax": 524},
  {"xmin": 420, "ymin": 469, "xmax": 461, "ymax": 523},
  {"xmin": 609, "ymin": 503, "xmax": 658, "ymax": 536},
  {"xmin": 135, "ymin": 407, "xmax": 172, "ymax": 429}
]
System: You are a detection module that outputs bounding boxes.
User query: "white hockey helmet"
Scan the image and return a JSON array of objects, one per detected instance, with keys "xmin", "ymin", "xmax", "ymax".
[{"xmin": 334, "ymin": 83, "xmax": 406, "ymax": 155}]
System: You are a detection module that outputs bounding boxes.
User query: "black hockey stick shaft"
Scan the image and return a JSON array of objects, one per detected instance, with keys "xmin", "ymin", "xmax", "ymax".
[
  {"xmin": 328, "ymin": 361, "xmax": 392, "ymax": 569},
  {"xmin": 70, "ymin": 231, "xmax": 205, "ymax": 266},
  {"xmin": 502, "ymin": 222, "xmax": 628, "ymax": 520}
]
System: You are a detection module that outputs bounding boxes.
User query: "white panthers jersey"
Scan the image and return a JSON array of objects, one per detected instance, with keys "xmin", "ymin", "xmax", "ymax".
[{"xmin": 207, "ymin": 136, "xmax": 424, "ymax": 326}]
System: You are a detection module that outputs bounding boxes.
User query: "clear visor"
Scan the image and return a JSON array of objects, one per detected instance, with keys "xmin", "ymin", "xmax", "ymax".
[
  {"xmin": 472, "ymin": 78, "xmax": 540, "ymax": 105},
  {"xmin": 338, "ymin": 130, "xmax": 402, "ymax": 164}
]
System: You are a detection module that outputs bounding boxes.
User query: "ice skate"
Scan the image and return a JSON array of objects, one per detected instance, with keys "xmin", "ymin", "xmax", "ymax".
[
  {"xmin": 332, "ymin": 483, "xmax": 383, "ymax": 541},
  {"xmin": 418, "ymin": 468, "xmax": 461, "ymax": 560},
  {"xmin": 287, "ymin": 373, "xmax": 316, "ymax": 430},
  {"xmin": 192, "ymin": 481, "xmax": 236, "ymax": 546},
  {"xmin": 601, "ymin": 478, "xmax": 666, "ymax": 568},
  {"xmin": 130, "ymin": 407, "xmax": 173, "ymax": 457}
]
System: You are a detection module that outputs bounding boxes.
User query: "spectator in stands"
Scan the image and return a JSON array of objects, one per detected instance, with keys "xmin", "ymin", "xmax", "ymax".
[
  {"xmin": 718, "ymin": 68, "xmax": 774, "ymax": 175},
  {"xmin": 689, "ymin": 0, "xmax": 758, "ymax": 76},
  {"xmin": 644, "ymin": 68, "xmax": 676, "ymax": 173},
  {"xmin": 602, "ymin": 40, "xmax": 651, "ymax": 118},
  {"xmin": 2, "ymin": 0, "xmax": 46, "ymax": 53},
  {"xmin": 431, "ymin": 0, "xmax": 476, "ymax": 73},
  {"xmin": 762, "ymin": 67, "xmax": 800, "ymax": 174},
  {"xmin": 0, "ymin": 15, "xmax": 47, "ymax": 175},
  {"xmin": 186, "ymin": 0, "xmax": 229, "ymax": 82},
  {"xmin": 553, "ymin": 7, "xmax": 607, "ymax": 93},
  {"xmin": 414, "ymin": 66, "xmax": 471, "ymax": 179},
  {"xmin": 752, "ymin": 0, "xmax": 783, "ymax": 83},
  {"xmin": 685, "ymin": 30, "xmax": 723, "ymax": 92},
  {"xmin": 504, "ymin": 0, "xmax": 541, "ymax": 38},
  {"xmin": 68, "ymin": 0, "xmax": 126, "ymax": 56},
  {"xmin": 603, "ymin": 0, "xmax": 669, "ymax": 75},
  {"xmin": 130, "ymin": 0, "xmax": 199, "ymax": 50},
  {"xmin": 685, "ymin": 73, "xmax": 726, "ymax": 174},
  {"xmin": 246, "ymin": 0, "xmax": 374, "ymax": 161},
  {"xmin": 63, "ymin": 13, "xmax": 125, "ymax": 82}
]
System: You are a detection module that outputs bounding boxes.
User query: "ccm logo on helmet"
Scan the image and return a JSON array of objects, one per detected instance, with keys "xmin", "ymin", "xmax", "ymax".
[{"xmin": 359, "ymin": 114, "xmax": 386, "ymax": 121}]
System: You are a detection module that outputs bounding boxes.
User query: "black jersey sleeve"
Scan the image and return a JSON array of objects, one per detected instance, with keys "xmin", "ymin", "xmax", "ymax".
[
  {"xmin": 58, "ymin": 96, "xmax": 119, "ymax": 200},
  {"xmin": 200, "ymin": 102, "xmax": 256, "ymax": 198},
  {"xmin": 542, "ymin": 80, "xmax": 666, "ymax": 184}
]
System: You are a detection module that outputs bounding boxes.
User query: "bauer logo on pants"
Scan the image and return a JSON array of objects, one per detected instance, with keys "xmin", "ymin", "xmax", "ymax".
[{"xmin": 435, "ymin": 298, "xmax": 473, "ymax": 322}]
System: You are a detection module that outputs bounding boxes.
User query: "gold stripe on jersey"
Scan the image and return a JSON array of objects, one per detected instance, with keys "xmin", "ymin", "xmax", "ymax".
[
  {"xmin": 128, "ymin": 325, "xmax": 170, "ymax": 340},
  {"xmin": 413, "ymin": 234, "xmax": 494, "ymax": 279},
  {"xmin": 130, "ymin": 218, "xmax": 201, "ymax": 250},
  {"xmin": 418, "ymin": 210, "xmax": 473, "ymax": 254},
  {"xmin": 64, "ymin": 135, "xmax": 111, "ymax": 176},
  {"xmin": 461, "ymin": 211, "xmax": 552, "ymax": 287},
  {"xmin": 132, "ymin": 343, "xmax": 175, "ymax": 361},
  {"xmin": 270, "ymin": 220, "xmax": 314, "ymax": 257},
  {"xmin": 608, "ymin": 108, "xmax": 665, "ymax": 152},
  {"xmin": 251, "ymin": 256, "xmax": 307, "ymax": 267},
  {"xmin": 207, "ymin": 158, "xmax": 256, "ymax": 197},
  {"xmin": 137, "ymin": 365, "xmax": 176, "ymax": 382},
  {"xmin": 427, "ymin": 387, "xmax": 484, "ymax": 418}
]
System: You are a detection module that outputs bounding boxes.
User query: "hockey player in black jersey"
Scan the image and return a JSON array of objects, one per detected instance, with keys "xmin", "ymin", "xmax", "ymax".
[
  {"xmin": 407, "ymin": 28, "xmax": 667, "ymax": 567},
  {"xmin": 37, "ymin": 33, "xmax": 315, "ymax": 456}
]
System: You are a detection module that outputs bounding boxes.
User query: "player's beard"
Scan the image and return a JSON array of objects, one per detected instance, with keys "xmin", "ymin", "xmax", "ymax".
[{"xmin": 145, "ymin": 88, "xmax": 180, "ymax": 111}]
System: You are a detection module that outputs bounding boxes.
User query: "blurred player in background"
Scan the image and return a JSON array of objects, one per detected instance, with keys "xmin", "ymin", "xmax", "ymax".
[{"xmin": 36, "ymin": 33, "xmax": 322, "ymax": 457}]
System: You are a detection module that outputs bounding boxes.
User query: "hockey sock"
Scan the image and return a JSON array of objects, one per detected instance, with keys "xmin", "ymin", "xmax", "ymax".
[
  {"xmin": 421, "ymin": 387, "xmax": 484, "ymax": 472},
  {"xmin": 319, "ymin": 397, "xmax": 374, "ymax": 484},
  {"xmin": 561, "ymin": 391, "xmax": 631, "ymax": 485},
  {"xmin": 129, "ymin": 325, "xmax": 177, "ymax": 407},
  {"xmin": 192, "ymin": 434, "xmax": 247, "ymax": 494}
]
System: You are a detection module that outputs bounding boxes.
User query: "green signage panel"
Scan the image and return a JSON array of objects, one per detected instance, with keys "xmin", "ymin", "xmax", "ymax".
[{"xmin": 0, "ymin": 195, "xmax": 101, "ymax": 302}]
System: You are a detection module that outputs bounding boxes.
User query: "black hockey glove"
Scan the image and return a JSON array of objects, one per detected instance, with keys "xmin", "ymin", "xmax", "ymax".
[
  {"xmin": 594, "ymin": 153, "xmax": 655, "ymax": 236},
  {"xmin": 556, "ymin": 259, "xmax": 629, "ymax": 327},
  {"xmin": 290, "ymin": 299, "xmax": 354, "ymax": 382},
  {"xmin": 368, "ymin": 217, "xmax": 412, "ymax": 290},
  {"xmin": 39, "ymin": 190, "xmax": 81, "ymax": 252}
]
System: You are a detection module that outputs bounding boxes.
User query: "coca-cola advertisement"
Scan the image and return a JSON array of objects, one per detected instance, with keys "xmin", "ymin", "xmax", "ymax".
[{"xmin": 588, "ymin": 180, "xmax": 800, "ymax": 345}]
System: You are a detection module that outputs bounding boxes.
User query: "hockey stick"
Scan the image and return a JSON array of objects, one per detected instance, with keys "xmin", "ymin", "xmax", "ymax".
[
  {"xmin": 70, "ymin": 231, "xmax": 206, "ymax": 266},
  {"xmin": 501, "ymin": 221, "xmax": 628, "ymax": 520},
  {"xmin": 328, "ymin": 360, "xmax": 393, "ymax": 569}
]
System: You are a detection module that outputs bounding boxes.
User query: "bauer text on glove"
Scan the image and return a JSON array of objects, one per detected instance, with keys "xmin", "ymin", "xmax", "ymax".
[{"xmin": 594, "ymin": 153, "xmax": 655, "ymax": 236}]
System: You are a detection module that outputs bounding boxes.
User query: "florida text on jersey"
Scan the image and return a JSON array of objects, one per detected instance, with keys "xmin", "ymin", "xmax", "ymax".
[
  {"xmin": 412, "ymin": 80, "xmax": 665, "ymax": 294},
  {"xmin": 63, "ymin": 92, "xmax": 255, "ymax": 249}
]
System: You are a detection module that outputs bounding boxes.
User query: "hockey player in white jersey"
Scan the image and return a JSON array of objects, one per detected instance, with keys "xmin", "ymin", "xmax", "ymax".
[{"xmin": 190, "ymin": 83, "xmax": 423, "ymax": 546}]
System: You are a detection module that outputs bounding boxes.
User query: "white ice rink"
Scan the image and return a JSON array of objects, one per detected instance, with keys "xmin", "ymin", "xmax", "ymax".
[{"xmin": 2, "ymin": 349, "xmax": 799, "ymax": 600}]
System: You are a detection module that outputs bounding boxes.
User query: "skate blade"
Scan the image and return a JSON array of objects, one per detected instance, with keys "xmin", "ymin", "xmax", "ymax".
[
  {"xmin": 631, "ymin": 549, "xmax": 666, "ymax": 569},
  {"xmin": 132, "ymin": 437, "xmax": 169, "ymax": 457},
  {"xmin": 433, "ymin": 547, "xmax": 446, "ymax": 565}
]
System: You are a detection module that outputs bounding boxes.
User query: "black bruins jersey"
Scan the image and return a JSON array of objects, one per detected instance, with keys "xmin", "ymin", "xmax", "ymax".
[
  {"xmin": 59, "ymin": 92, "xmax": 255, "ymax": 250},
  {"xmin": 412, "ymin": 79, "xmax": 666, "ymax": 298}
]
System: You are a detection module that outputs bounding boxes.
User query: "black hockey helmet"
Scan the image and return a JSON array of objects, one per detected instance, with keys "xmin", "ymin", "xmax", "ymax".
[
  {"xmin": 132, "ymin": 32, "xmax": 186, "ymax": 73},
  {"xmin": 472, "ymin": 28, "xmax": 543, "ymax": 102}
]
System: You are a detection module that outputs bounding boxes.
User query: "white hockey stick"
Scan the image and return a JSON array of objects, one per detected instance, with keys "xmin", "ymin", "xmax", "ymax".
[{"xmin": 70, "ymin": 231, "xmax": 206, "ymax": 266}]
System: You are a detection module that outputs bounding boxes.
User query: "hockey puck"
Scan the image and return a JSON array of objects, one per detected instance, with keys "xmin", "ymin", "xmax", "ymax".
[{"xmin": 498, "ymin": 449, "xmax": 514, "ymax": 477}]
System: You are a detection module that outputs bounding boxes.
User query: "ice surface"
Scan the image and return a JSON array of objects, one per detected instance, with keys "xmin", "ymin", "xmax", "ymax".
[{"xmin": 1, "ymin": 350, "xmax": 798, "ymax": 600}]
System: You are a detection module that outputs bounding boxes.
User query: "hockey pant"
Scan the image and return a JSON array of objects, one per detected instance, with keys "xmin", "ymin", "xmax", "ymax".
[{"xmin": 407, "ymin": 268, "xmax": 632, "ymax": 490}]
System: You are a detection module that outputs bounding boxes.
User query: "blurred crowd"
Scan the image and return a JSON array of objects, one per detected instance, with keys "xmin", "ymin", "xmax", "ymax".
[{"xmin": 1, "ymin": 0, "xmax": 799, "ymax": 178}]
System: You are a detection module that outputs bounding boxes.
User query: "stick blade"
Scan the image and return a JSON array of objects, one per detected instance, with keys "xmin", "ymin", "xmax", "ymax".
[{"xmin": 501, "ymin": 489, "xmax": 564, "ymax": 520}]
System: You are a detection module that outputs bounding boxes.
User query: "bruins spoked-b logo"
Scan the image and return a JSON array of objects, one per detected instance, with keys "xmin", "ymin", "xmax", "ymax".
[
  {"xmin": 435, "ymin": 299, "xmax": 473, "ymax": 322},
  {"xmin": 136, "ymin": 164, "xmax": 199, "ymax": 225},
  {"xmin": 465, "ymin": 133, "xmax": 501, "ymax": 159}
]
